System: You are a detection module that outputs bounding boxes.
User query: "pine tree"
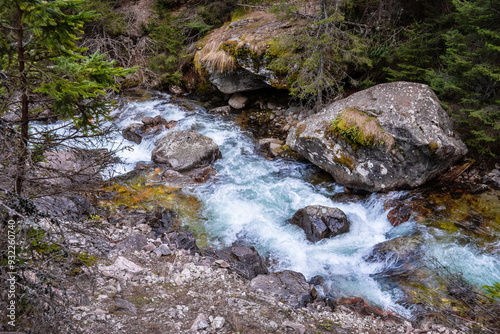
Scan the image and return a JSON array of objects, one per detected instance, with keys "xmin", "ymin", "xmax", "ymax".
[
  {"xmin": 267, "ymin": 0, "xmax": 372, "ymax": 105},
  {"xmin": 386, "ymin": 0, "xmax": 500, "ymax": 155},
  {"xmin": 0, "ymin": 0, "xmax": 135, "ymax": 194}
]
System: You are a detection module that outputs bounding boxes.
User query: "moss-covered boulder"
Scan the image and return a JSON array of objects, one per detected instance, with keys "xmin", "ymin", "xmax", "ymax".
[
  {"xmin": 286, "ymin": 82, "xmax": 467, "ymax": 192},
  {"xmin": 193, "ymin": 10, "xmax": 295, "ymax": 94}
]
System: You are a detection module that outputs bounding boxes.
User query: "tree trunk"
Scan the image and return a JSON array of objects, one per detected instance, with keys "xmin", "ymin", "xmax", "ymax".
[{"xmin": 15, "ymin": 5, "xmax": 28, "ymax": 195}]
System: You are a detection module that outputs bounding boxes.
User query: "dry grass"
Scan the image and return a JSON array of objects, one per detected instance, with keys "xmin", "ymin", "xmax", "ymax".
[
  {"xmin": 194, "ymin": 40, "xmax": 237, "ymax": 74},
  {"xmin": 332, "ymin": 108, "xmax": 395, "ymax": 150},
  {"xmin": 194, "ymin": 9, "xmax": 301, "ymax": 74}
]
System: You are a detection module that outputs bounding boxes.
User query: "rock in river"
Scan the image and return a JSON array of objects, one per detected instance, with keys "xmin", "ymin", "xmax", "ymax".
[
  {"xmin": 122, "ymin": 123, "xmax": 145, "ymax": 144},
  {"xmin": 286, "ymin": 82, "xmax": 468, "ymax": 192},
  {"xmin": 151, "ymin": 130, "xmax": 222, "ymax": 171},
  {"xmin": 290, "ymin": 205, "xmax": 350, "ymax": 242}
]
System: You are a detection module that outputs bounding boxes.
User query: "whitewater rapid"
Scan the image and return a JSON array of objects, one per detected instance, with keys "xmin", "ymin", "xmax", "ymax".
[{"xmin": 84, "ymin": 94, "xmax": 500, "ymax": 317}]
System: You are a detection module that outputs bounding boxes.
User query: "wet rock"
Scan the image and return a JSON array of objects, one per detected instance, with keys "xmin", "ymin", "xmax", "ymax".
[
  {"xmin": 122, "ymin": 123, "xmax": 146, "ymax": 144},
  {"xmin": 456, "ymin": 214, "xmax": 484, "ymax": 231},
  {"xmin": 258, "ymin": 138, "xmax": 284, "ymax": 158},
  {"xmin": 116, "ymin": 233, "xmax": 148, "ymax": 253},
  {"xmin": 165, "ymin": 120, "xmax": 177, "ymax": 129},
  {"xmin": 483, "ymin": 169, "xmax": 500, "ymax": 190},
  {"xmin": 151, "ymin": 130, "xmax": 222, "ymax": 171},
  {"xmin": 387, "ymin": 203, "xmax": 413, "ymax": 227},
  {"xmin": 290, "ymin": 205, "xmax": 350, "ymax": 242},
  {"xmin": 217, "ymin": 245, "xmax": 268, "ymax": 279},
  {"xmin": 208, "ymin": 105, "xmax": 231, "ymax": 115},
  {"xmin": 114, "ymin": 298, "xmax": 138, "ymax": 316},
  {"xmin": 141, "ymin": 116, "xmax": 155, "ymax": 127},
  {"xmin": 250, "ymin": 270, "xmax": 312, "ymax": 307},
  {"xmin": 169, "ymin": 85, "xmax": 185, "ymax": 95},
  {"xmin": 172, "ymin": 231, "xmax": 199, "ymax": 253},
  {"xmin": 159, "ymin": 169, "xmax": 195, "ymax": 188},
  {"xmin": 365, "ymin": 233, "xmax": 424, "ymax": 277},
  {"xmin": 337, "ymin": 297, "xmax": 387, "ymax": 318},
  {"xmin": 191, "ymin": 166, "xmax": 217, "ymax": 183},
  {"xmin": 153, "ymin": 115, "xmax": 167, "ymax": 125},
  {"xmin": 287, "ymin": 82, "xmax": 468, "ymax": 192},
  {"xmin": 146, "ymin": 207, "xmax": 179, "ymax": 235},
  {"xmin": 229, "ymin": 93, "xmax": 249, "ymax": 109}
]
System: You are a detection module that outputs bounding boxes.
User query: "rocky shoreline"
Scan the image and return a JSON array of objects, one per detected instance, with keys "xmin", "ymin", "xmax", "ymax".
[{"xmin": 3, "ymin": 191, "xmax": 464, "ymax": 334}]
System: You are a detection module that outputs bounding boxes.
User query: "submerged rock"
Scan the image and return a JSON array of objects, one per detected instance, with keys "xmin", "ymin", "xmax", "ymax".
[
  {"xmin": 365, "ymin": 233, "xmax": 424, "ymax": 277},
  {"xmin": 217, "ymin": 245, "xmax": 268, "ymax": 279},
  {"xmin": 290, "ymin": 205, "xmax": 350, "ymax": 242},
  {"xmin": 286, "ymin": 82, "xmax": 468, "ymax": 192},
  {"xmin": 151, "ymin": 130, "xmax": 222, "ymax": 171}
]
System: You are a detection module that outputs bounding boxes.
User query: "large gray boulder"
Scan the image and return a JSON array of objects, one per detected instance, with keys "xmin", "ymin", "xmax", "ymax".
[
  {"xmin": 286, "ymin": 82, "xmax": 468, "ymax": 192},
  {"xmin": 151, "ymin": 130, "xmax": 222, "ymax": 171},
  {"xmin": 290, "ymin": 205, "xmax": 350, "ymax": 242}
]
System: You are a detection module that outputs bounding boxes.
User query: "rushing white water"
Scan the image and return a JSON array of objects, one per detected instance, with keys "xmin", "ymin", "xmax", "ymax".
[{"xmin": 62, "ymin": 94, "xmax": 500, "ymax": 318}]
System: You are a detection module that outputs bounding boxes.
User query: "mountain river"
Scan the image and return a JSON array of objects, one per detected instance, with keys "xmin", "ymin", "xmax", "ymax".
[{"xmin": 49, "ymin": 92, "xmax": 500, "ymax": 319}]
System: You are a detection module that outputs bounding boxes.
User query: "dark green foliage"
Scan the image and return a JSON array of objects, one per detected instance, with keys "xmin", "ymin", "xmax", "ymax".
[
  {"xmin": 267, "ymin": 1, "xmax": 372, "ymax": 105},
  {"xmin": 147, "ymin": 14, "xmax": 185, "ymax": 88},
  {"xmin": 386, "ymin": 0, "xmax": 500, "ymax": 156},
  {"xmin": 83, "ymin": 0, "xmax": 128, "ymax": 37},
  {"xmin": 198, "ymin": 0, "xmax": 237, "ymax": 27},
  {"xmin": 0, "ymin": 0, "xmax": 136, "ymax": 194}
]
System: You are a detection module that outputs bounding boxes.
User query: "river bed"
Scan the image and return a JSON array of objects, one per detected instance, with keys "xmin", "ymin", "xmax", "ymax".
[{"xmin": 94, "ymin": 93, "xmax": 500, "ymax": 318}]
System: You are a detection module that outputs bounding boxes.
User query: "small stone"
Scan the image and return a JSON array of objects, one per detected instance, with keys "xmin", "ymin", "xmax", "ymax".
[
  {"xmin": 208, "ymin": 105, "xmax": 231, "ymax": 115},
  {"xmin": 141, "ymin": 116, "xmax": 155, "ymax": 126},
  {"xmin": 114, "ymin": 256, "xmax": 143, "ymax": 274},
  {"xmin": 283, "ymin": 320, "xmax": 306, "ymax": 334},
  {"xmin": 228, "ymin": 93, "xmax": 249, "ymax": 109},
  {"xmin": 189, "ymin": 313, "xmax": 209, "ymax": 332},
  {"xmin": 136, "ymin": 224, "xmax": 151, "ymax": 233},
  {"xmin": 153, "ymin": 244, "xmax": 171, "ymax": 256},
  {"xmin": 212, "ymin": 316, "xmax": 225, "ymax": 329},
  {"xmin": 114, "ymin": 298, "xmax": 138, "ymax": 316},
  {"xmin": 142, "ymin": 243, "xmax": 156, "ymax": 252},
  {"xmin": 214, "ymin": 259, "xmax": 230, "ymax": 268},
  {"xmin": 95, "ymin": 308, "xmax": 106, "ymax": 321},
  {"xmin": 116, "ymin": 233, "xmax": 148, "ymax": 252}
]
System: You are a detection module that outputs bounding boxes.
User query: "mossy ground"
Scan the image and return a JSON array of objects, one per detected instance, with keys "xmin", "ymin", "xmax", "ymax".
[{"xmin": 99, "ymin": 170, "xmax": 209, "ymax": 247}]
